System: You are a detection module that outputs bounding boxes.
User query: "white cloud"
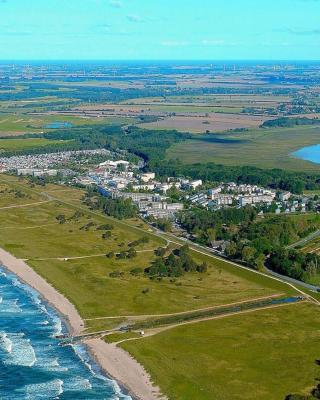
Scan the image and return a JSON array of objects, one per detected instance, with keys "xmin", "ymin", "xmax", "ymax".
[
  {"xmin": 201, "ymin": 39, "xmax": 225, "ymax": 46},
  {"xmin": 127, "ymin": 15, "xmax": 144, "ymax": 23},
  {"xmin": 109, "ymin": 0, "xmax": 122, "ymax": 8},
  {"xmin": 161, "ymin": 41, "xmax": 189, "ymax": 47}
]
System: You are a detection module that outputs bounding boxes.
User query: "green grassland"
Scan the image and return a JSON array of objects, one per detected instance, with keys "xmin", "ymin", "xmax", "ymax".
[
  {"xmin": 0, "ymin": 113, "xmax": 134, "ymax": 136},
  {"xmin": 0, "ymin": 176, "xmax": 288, "ymax": 321},
  {"xmin": 122, "ymin": 302, "xmax": 320, "ymax": 400},
  {"xmin": 0, "ymin": 175, "xmax": 318, "ymax": 400},
  {"xmin": 0, "ymin": 138, "xmax": 65, "ymax": 152},
  {"xmin": 166, "ymin": 125, "xmax": 320, "ymax": 171},
  {"xmin": 0, "ymin": 181, "xmax": 43, "ymax": 206}
]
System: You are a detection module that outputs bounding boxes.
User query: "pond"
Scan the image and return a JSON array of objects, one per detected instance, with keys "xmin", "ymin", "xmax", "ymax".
[
  {"xmin": 44, "ymin": 122, "xmax": 73, "ymax": 129},
  {"xmin": 292, "ymin": 144, "xmax": 320, "ymax": 165}
]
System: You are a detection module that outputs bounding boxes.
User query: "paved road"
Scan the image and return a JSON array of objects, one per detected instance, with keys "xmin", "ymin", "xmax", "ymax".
[
  {"xmin": 287, "ymin": 229, "xmax": 320, "ymax": 249},
  {"xmin": 265, "ymin": 267, "xmax": 320, "ymax": 292}
]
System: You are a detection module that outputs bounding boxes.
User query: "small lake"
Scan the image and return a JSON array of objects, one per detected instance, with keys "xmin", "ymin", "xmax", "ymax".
[
  {"xmin": 292, "ymin": 144, "xmax": 320, "ymax": 164},
  {"xmin": 44, "ymin": 122, "xmax": 73, "ymax": 129}
]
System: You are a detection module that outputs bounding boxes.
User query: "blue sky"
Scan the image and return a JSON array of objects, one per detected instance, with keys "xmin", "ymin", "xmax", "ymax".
[{"xmin": 1, "ymin": 0, "xmax": 320, "ymax": 60}]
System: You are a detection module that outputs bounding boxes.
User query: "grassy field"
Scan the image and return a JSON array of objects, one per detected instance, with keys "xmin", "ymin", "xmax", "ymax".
[
  {"xmin": 122, "ymin": 302, "xmax": 320, "ymax": 400},
  {"xmin": 0, "ymin": 176, "xmax": 318, "ymax": 399},
  {"xmin": 166, "ymin": 125, "xmax": 320, "ymax": 171},
  {"xmin": 123, "ymin": 94, "xmax": 290, "ymax": 108},
  {"xmin": 0, "ymin": 176, "xmax": 289, "ymax": 323},
  {"xmin": 0, "ymin": 137, "xmax": 66, "ymax": 152},
  {"xmin": 0, "ymin": 113, "xmax": 133, "ymax": 136},
  {"xmin": 140, "ymin": 114, "xmax": 266, "ymax": 133}
]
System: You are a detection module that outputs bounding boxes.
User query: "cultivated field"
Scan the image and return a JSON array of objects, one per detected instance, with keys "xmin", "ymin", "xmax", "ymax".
[{"xmin": 140, "ymin": 113, "xmax": 267, "ymax": 133}]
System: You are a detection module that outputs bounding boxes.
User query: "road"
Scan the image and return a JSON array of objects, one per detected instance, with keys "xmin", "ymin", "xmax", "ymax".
[
  {"xmin": 265, "ymin": 267, "xmax": 320, "ymax": 292},
  {"xmin": 287, "ymin": 229, "xmax": 320, "ymax": 249}
]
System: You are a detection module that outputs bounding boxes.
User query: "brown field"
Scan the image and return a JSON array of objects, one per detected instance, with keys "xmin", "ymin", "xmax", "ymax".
[{"xmin": 139, "ymin": 113, "xmax": 268, "ymax": 133}]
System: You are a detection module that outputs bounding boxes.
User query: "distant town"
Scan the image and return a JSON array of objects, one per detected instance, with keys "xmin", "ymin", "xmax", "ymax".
[{"xmin": 1, "ymin": 149, "xmax": 317, "ymax": 223}]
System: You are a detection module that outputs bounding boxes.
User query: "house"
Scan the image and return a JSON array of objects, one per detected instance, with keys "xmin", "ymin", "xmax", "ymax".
[
  {"xmin": 279, "ymin": 191, "xmax": 292, "ymax": 201},
  {"xmin": 188, "ymin": 180, "xmax": 203, "ymax": 190},
  {"xmin": 141, "ymin": 172, "xmax": 155, "ymax": 182}
]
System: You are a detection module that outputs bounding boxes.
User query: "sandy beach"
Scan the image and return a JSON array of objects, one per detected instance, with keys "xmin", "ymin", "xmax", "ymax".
[{"xmin": 0, "ymin": 247, "xmax": 165, "ymax": 400}]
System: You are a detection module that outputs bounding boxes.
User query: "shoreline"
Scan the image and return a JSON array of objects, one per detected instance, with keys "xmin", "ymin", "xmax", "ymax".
[{"xmin": 0, "ymin": 247, "xmax": 165, "ymax": 400}]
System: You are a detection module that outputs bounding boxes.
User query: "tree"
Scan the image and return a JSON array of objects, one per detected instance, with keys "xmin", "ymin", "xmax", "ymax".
[
  {"xmin": 206, "ymin": 228, "xmax": 216, "ymax": 247},
  {"xmin": 102, "ymin": 231, "xmax": 112, "ymax": 239},
  {"xmin": 127, "ymin": 247, "xmax": 137, "ymax": 259},
  {"xmin": 225, "ymin": 242, "xmax": 237, "ymax": 258},
  {"xmin": 254, "ymin": 253, "xmax": 266, "ymax": 271},
  {"xmin": 155, "ymin": 247, "xmax": 166, "ymax": 257},
  {"xmin": 56, "ymin": 214, "xmax": 66, "ymax": 224},
  {"xmin": 197, "ymin": 262, "xmax": 208, "ymax": 273},
  {"xmin": 130, "ymin": 267, "xmax": 143, "ymax": 276},
  {"xmin": 241, "ymin": 246, "xmax": 256, "ymax": 264}
]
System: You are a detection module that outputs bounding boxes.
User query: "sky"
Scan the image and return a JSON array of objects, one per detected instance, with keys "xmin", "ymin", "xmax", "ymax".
[{"xmin": 0, "ymin": 0, "xmax": 320, "ymax": 60}]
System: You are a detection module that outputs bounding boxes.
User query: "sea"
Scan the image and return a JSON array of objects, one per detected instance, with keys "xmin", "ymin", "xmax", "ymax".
[
  {"xmin": 0, "ymin": 267, "xmax": 132, "ymax": 400},
  {"xmin": 292, "ymin": 144, "xmax": 320, "ymax": 164}
]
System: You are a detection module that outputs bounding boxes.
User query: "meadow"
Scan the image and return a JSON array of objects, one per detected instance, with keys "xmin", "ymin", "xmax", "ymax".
[
  {"xmin": 122, "ymin": 302, "xmax": 320, "ymax": 400},
  {"xmin": 0, "ymin": 176, "xmax": 289, "ymax": 323},
  {"xmin": 0, "ymin": 113, "xmax": 132, "ymax": 136},
  {"xmin": 0, "ymin": 176, "xmax": 318, "ymax": 400},
  {"xmin": 166, "ymin": 125, "xmax": 320, "ymax": 171},
  {"xmin": 0, "ymin": 137, "xmax": 65, "ymax": 152}
]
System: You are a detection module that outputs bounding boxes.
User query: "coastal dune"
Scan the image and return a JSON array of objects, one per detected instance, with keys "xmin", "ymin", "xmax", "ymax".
[{"xmin": 0, "ymin": 247, "xmax": 165, "ymax": 400}]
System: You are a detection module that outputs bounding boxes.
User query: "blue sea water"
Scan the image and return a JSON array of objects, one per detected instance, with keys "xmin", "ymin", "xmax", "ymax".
[
  {"xmin": 0, "ymin": 267, "xmax": 132, "ymax": 400},
  {"xmin": 292, "ymin": 144, "xmax": 320, "ymax": 164}
]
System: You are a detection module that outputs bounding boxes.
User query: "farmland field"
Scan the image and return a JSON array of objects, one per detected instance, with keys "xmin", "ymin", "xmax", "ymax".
[{"xmin": 140, "ymin": 113, "xmax": 267, "ymax": 133}]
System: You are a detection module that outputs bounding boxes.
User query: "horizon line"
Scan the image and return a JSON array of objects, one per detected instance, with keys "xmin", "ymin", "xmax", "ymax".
[{"xmin": 0, "ymin": 59, "xmax": 320, "ymax": 63}]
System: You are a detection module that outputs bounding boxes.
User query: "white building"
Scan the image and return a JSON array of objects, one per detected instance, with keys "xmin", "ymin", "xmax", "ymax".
[
  {"xmin": 279, "ymin": 191, "xmax": 292, "ymax": 201},
  {"xmin": 189, "ymin": 180, "xmax": 203, "ymax": 190},
  {"xmin": 141, "ymin": 172, "xmax": 155, "ymax": 182},
  {"xmin": 208, "ymin": 187, "xmax": 222, "ymax": 199}
]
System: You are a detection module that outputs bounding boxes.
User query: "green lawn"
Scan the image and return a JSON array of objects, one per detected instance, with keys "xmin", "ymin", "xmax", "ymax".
[
  {"xmin": 122, "ymin": 302, "xmax": 320, "ymax": 400},
  {"xmin": 167, "ymin": 125, "xmax": 320, "ymax": 171}
]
